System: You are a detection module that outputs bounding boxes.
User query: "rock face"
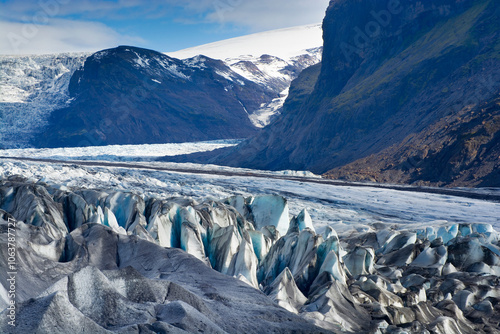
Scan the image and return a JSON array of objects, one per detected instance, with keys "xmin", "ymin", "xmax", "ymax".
[
  {"xmin": 210, "ymin": 0, "xmax": 500, "ymax": 187},
  {"xmin": 1, "ymin": 177, "xmax": 500, "ymax": 333},
  {"xmin": 325, "ymin": 96, "xmax": 500, "ymax": 187}
]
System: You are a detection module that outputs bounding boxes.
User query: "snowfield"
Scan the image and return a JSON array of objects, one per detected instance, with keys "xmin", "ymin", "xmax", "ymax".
[{"xmin": 167, "ymin": 24, "xmax": 323, "ymax": 61}]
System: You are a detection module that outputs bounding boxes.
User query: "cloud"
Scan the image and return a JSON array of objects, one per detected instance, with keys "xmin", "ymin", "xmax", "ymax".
[
  {"xmin": 0, "ymin": 0, "xmax": 329, "ymax": 54},
  {"xmin": 153, "ymin": 0, "xmax": 329, "ymax": 31},
  {"xmin": 0, "ymin": 0, "xmax": 329, "ymax": 30},
  {"xmin": 204, "ymin": 0, "xmax": 330, "ymax": 31},
  {"xmin": 0, "ymin": 19, "xmax": 144, "ymax": 55}
]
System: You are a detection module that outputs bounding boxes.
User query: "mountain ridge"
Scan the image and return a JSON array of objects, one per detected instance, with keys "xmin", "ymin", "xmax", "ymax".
[
  {"xmin": 34, "ymin": 46, "xmax": 268, "ymax": 147},
  {"xmin": 205, "ymin": 0, "xmax": 500, "ymax": 187}
]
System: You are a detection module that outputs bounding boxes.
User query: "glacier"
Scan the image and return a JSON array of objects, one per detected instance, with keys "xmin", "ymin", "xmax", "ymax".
[
  {"xmin": 0, "ymin": 143, "xmax": 499, "ymax": 333},
  {"xmin": 0, "ymin": 53, "xmax": 89, "ymax": 148},
  {"xmin": 0, "ymin": 173, "xmax": 499, "ymax": 333}
]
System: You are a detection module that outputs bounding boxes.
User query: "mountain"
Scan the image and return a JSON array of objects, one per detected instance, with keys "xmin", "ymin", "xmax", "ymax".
[
  {"xmin": 33, "ymin": 46, "xmax": 274, "ymax": 147},
  {"xmin": 168, "ymin": 24, "xmax": 323, "ymax": 127},
  {"xmin": 0, "ymin": 25, "xmax": 322, "ymax": 149},
  {"xmin": 207, "ymin": 0, "xmax": 500, "ymax": 187}
]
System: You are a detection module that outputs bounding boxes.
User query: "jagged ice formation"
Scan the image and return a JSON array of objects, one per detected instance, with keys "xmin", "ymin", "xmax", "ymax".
[{"xmin": 0, "ymin": 177, "xmax": 499, "ymax": 333}]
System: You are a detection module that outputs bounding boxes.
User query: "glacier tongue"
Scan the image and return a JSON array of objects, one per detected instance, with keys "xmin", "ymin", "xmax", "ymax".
[{"xmin": 1, "ymin": 178, "xmax": 500, "ymax": 333}]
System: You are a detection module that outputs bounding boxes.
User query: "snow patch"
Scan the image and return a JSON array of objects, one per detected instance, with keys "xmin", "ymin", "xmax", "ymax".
[
  {"xmin": 131, "ymin": 50, "xmax": 150, "ymax": 68},
  {"xmin": 182, "ymin": 55, "xmax": 207, "ymax": 69},
  {"xmin": 215, "ymin": 70, "xmax": 234, "ymax": 82}
]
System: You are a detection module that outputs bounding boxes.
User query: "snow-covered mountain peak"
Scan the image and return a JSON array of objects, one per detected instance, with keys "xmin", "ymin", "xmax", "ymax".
[{"xmin": 166, "ymin": 24, "xmax": 324, "ymax": 128}]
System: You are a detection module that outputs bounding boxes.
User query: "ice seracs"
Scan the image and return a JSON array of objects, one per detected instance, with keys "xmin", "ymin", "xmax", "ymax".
[
  {"xmin": 0, "ymin": 220, "xmax": 324, "ymax": 333},
  {"xmin": 249, "ymin": 194, "xmax": 290, "ymax": 236},
  {"xmin": 1, "ymin": 178, "xmax": 500, "ymax": 333},
  {"xmin": 343, "ymin": 246, "xmax": 375, "ymax": 277},
  {"xmin": 265, "ymin": 267, "xmax": 307, "ymax": 314},
  {"xmin": 288, "ymin": 208, "xmax": 315, "ymax": 234},
  {"xmin": 0, "ymin": 53, "xmax": 89, "ymax": 148}
]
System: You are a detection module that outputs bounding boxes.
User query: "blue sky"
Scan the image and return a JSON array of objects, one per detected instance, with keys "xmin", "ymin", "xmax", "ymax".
[{"xmin": 0, "ymin": 0, "xmax": 330, "ymax": 55}]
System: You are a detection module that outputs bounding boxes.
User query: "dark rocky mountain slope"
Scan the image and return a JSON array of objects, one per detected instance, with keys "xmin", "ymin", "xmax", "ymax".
[
  {"xmin": 325, "ymin": 96, "xmax": 500, "ymax": 187},
  {"xmin": 207, "ymin": 0, "xmax": 499, "ymax": 187},
  {"xmin": 33, "ymin": 46, "xmax": 276, "ymax": 148}
]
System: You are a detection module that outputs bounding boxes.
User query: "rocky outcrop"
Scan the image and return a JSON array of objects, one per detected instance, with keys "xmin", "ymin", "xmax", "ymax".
[
  {"xmin": 209, "ymin": 0, "xmax": 500, "ymax": 187},
  {"xmin": 325, "ymin": 96, "xmax": 500, "ymax": 187}
]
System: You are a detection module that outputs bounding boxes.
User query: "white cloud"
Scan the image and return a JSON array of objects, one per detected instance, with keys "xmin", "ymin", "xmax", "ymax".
[
  {"xmin": 0, "ymin": 0, "xmax": 330, "ymax": 55},
  {"xmin": 1, "ymin": 0, "xmax": 330, "ymax": 31},
  {"xmin": 205, "ymin": 0, "xmax": 330, "ymax": 31},
  {"xmin": 0, "ymin": 19, "xmax": 144, "ymax": 55},
  {"xmin": 158, "ymin": 0, "xmax": 329, "ymax": 31}
]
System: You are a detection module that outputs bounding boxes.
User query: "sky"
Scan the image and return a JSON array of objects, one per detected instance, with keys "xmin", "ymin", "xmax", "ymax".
[{"xmin": 0, "ymin": 0, "xmax": 330, "ymax": 55}]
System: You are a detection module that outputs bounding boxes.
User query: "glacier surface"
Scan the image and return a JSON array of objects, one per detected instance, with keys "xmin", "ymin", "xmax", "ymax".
[
  {"xmin": 0, "ymin": 176, "xmax": 499, "ymax": 333},
  {"xmin": 0, "ymin": 143, "xmax": 499, "ymax": 333}
]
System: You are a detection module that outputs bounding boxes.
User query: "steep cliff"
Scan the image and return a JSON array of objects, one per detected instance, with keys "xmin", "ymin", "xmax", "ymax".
[
  {"xmin": 212, "ymin": 0, "xmax": 500, "ymax": 187},
  {"xmin": 325, "ymin": 96, "xmax": 500, "ymax": 187}
]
